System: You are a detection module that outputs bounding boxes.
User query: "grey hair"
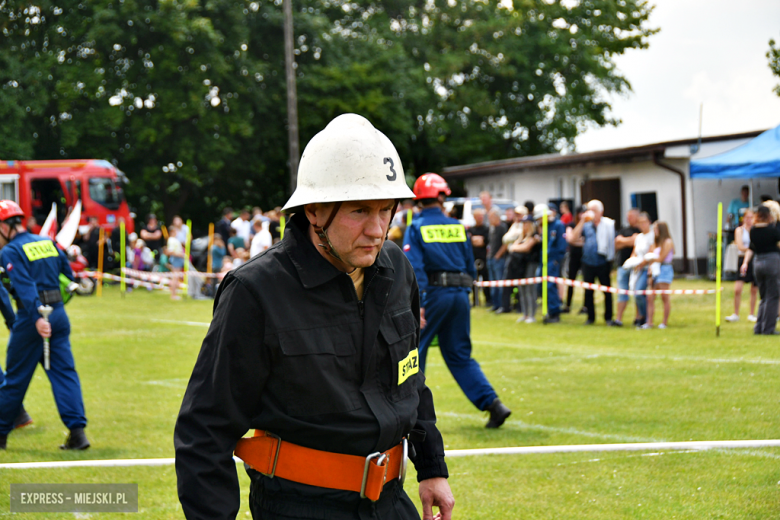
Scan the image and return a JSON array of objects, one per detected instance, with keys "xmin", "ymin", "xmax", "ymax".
[{"xmin": 587, "ymin": 199, "xmax": 604, "ymax": 213}]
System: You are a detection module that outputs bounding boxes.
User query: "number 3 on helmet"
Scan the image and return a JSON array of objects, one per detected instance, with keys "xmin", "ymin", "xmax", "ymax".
[{"xmin": 412, "ymin": 173, "xmax": 451, "ymax": 200}]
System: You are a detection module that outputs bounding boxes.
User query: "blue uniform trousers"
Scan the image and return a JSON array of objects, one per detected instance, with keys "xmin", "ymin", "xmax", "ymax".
[
  {"xmin": 0, "ymin": 304, "xmax": 86, "ymax": 435},
  {"xmin": 420, "ymin": 287, "xmax": 497, "ymax": 411},
  {"xmin": 537, "ymin": 259, "xmax": 562, "ymax": 317}
]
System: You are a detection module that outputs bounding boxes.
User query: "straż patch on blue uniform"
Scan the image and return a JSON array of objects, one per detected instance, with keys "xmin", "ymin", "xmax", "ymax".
[
  {"xmin": 420, "ymin": 225, "xmax": 466, "ymax": 243},
  {"xmin": 22, "ymin": 241, "xmax": 59, "ymax": 262}
]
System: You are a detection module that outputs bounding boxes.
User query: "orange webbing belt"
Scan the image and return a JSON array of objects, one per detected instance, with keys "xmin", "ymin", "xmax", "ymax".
[{"xmin": 234, "ymin": 430, "xmax": 406, "ymax": 502}]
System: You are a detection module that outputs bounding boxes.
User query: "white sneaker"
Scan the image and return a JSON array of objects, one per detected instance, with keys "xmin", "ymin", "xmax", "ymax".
[
  {"xmin": 748, "ymin": 315, "xmax": 758, "ymax": 323},
  {"xmin": 658, "ymin": 323, "xmax": 667, "ymax": 329},
  {"xmin": 516, "ymin": 317, "xmax": 527, "ymax": 324},
  {"xmin": 525, "ymin": 317, "xmax": 536, "ymax": 324},
  {"xmin": 725, "ymin": 314, "xmax": 740, "ymax": 322},
  {"xmin": 641, "ymin": 323, "xmax": 652, "ymax": 329}
]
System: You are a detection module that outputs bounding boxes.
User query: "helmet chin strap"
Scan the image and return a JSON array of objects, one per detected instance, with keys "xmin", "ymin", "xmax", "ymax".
[{"xmin": 312, "ymin": 202, "xmax": 344, "ymax": 262}]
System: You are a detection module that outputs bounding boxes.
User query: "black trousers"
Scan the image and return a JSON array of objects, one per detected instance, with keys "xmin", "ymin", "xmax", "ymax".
[
  {"xmin": 566, "ymin": 250, "xmax": 583, "ymax": 308},
  {"xmin": 753, "ymin": 253, "xmax": 780, "ymax": 335},
  {"xmin": 582, "ymin": 262, "xmax": 613, "ymax": 322},
  {"xmin": 501, "ymin": 255, "xmax": 526, "ymax": 311},
  {"xmin": 475, "ymin": 258, "xmax": 490, "ymax": 306},
  {"xmin": 249, "ymin": 478, "xmax": 419, "ymax": 520}
]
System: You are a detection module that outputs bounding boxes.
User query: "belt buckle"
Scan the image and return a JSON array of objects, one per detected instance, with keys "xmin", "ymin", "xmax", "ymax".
[
  {"xmin": 260, "ymin": 431, "xmax": 282, "ymax": 478},
  {"xmin": 440, "ymin": 272, "xmax": 448, "ymax": 286},
  {"xmin": 399, "ymin": 438, "xmax": 408, "ymax": 486},
  {"xmin": 360, "ymin": 452, "xmax": 388, "ymax": 501}
]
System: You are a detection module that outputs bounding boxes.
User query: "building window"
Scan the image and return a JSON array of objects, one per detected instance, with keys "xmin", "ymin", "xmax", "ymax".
[{"xmin": 631, "ymin": 192, "xmax": 658, "ymax": 222}]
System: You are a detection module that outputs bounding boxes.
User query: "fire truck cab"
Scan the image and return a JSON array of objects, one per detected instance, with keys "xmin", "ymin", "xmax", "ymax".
[{"xmin": 0, "ymin": 159, "xmax": 135, "ymax": 234}]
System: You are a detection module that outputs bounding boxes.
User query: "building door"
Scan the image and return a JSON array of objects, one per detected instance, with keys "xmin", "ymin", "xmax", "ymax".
[{"xmin": 581, "ymin": 178, "xmax": 622, "ymax": 225}]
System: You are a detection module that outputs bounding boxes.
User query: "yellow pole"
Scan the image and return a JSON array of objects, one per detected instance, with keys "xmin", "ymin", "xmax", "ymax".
[
  {"xmin": 542, "ymin": 207, "xmax": 548, "ymax": 319},
  {"xmin": 280, "ymin": 214, "xmax": 286, "ymax": 240},
  {"xmin": 207, "ymin": 222, "xmax": 214, "ymax": 275},
  {"xmin": 161, "ymin": 225, "xmax": 169, "ymax": 241},
  {"xmin": 716, "ymin": 202, "xmax": 723, "ymax": 337},
  {"xmin": 120, "ymin": 220, "xmax": 126, "ymax": 295},
  {"xmin": 184, "ymin": 219, "xmax": 192, "ymax": 299},
  {"xmin": 97, "ymin": 227, "xmax": 104, "ymax": 297}
]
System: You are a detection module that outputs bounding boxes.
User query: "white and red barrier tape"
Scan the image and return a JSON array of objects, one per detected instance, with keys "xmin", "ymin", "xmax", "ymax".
[
  {"xmin": 475, "ymin": 276, "xmax": 721, "ymax": 296},
  {"xmin": 78, "ymin": 271, "xmax": 168, "ymax": 291},
  {"xmin": 122, "ymin": 267, "xmax": 225, "ymax": 280}
]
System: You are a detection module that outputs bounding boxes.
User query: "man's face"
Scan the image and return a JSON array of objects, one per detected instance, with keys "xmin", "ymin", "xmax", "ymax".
[
  {"xmin": 742, "ymin": 188, "xmax": 749, "ymax": 202},
  {"xmin": 638, "ymin": 216, "xmax": 651, "ymax": 233},
  {"xmin": 627, "ymin": 210, "xmax": 639, "ymax": 227},
  {"xmin": 0, "ymin": 223, "xmax": 9, "ymax": 247},
  {"xmin": 480, "ymin": 193, "xmax": 492, "ymax": 209},
  {"xmin": 488, "ymin": 212, "xmax": 501, "ymax": 226},
  {"xmin": 148, "ymin": 218, "xmax": 157, "ymax": 228},
  {"xmin": 473, "ymin": 211, "xmax": 484, "ymax": 226},
  {"xmin": 308, "ymin": 199, "xmax": 395, "ymax": 270}
]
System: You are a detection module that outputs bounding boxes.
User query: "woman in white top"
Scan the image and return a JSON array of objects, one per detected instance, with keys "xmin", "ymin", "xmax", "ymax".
[
  {"xmin": 166, "ymin": 223, "xmax": 186, "ymax": 300},
  {"xmin": 726, "ymin": 208, "xmax": 757, "ymax": 322},
  {"xmin": 625, "ymin": 212, "xmax": 654, "ymax": 327}
]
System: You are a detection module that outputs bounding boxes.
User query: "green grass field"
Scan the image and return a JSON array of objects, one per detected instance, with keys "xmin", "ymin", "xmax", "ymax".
[{"xmin": 0, "ymin": 280, "xmax": 778, "ymax": 519}]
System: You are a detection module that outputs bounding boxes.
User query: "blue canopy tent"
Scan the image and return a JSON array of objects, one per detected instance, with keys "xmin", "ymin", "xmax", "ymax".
[{"xmin": 690, "ymin": 125, "xmax": 780, "ymax": 179}]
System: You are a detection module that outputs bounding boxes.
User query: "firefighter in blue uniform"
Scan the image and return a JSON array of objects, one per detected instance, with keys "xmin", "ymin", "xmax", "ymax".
[
  {"xmin": 403, "ymin": 173, "xmax": 511, "ymax": 428},
  {"xmin": 0, "ymin": 276, "xmax": 34, "ymax": 430},
  {"xmin": 534, "ymin": 203, "xmax": 568, "ymax": 324},
  {"xmin": 0, "ymin": 200, "xmax": 88, "ymax": 450}
]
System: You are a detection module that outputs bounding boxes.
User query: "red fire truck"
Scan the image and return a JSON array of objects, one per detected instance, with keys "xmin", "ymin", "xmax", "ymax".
[{"xmin": 0, "ymin": 159, "xmax": 135, "ymax": 234}]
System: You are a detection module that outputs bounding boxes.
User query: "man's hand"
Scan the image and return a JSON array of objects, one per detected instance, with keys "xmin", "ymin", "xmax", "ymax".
[
  {"xmin": 419, "ymin": 477, "xmax": 454, "ymax": 520},
  {"xmin": 35, "ymin": 318, "xmax": 51, "ymax": 338},
  {"xmin": 420, "ymin": 307, "xmax": 427, "ymax": 329}
]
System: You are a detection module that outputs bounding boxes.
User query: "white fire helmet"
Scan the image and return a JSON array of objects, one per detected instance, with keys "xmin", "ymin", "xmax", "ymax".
[{"xmin": 282, "ymin": 114, "xmax": 415, "ymax": 212}]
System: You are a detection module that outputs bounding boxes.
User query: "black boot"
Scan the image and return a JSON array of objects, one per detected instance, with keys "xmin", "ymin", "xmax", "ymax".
[
  {"xmin": 60, "ymin": 428, "xmax": 90, "ymax": 450},
  {"xmin": 13, "ymin": 407, "xmax": 33, "ymax": 429},
  {"xmin": 0, "ymin": 434, "xmax": 6, "ymax": 450},
  {"xmin": 485, "ymin": 398, "xmax": 512, "ymax": 429}
]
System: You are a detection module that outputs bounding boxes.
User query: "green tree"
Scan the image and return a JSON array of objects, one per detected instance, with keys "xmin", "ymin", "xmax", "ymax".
[
  {"xmin": 1, "ymin": 0, "xmax": 657, "ymax": 225},
  {"xmin": 769, "ymin": 36, "xmax": 780, "ymax": 96}
]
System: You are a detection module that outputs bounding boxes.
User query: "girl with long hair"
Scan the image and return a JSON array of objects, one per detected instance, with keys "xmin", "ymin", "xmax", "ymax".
[
  {"xmin": 726, "ymin": 209, "xmax": 758, "ymax": 323},
  {"xmin": 644, "ymin": 221, "xmax": 674, "ymax": 329}
]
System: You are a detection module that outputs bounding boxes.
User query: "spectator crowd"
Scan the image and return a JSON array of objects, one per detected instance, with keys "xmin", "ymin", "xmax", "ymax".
[{"xmin": 61, "ymin": 183, "xmax": 780, "ymax": 329}]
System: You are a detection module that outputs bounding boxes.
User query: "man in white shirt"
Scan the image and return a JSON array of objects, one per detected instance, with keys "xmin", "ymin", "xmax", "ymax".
[
  {"xmin": 231, "ymin": 209, "xmax": 252, "ymax": 245},
  {"xmin": 250, "ymin": 219, "xmax": 272, "ymax": 258}
]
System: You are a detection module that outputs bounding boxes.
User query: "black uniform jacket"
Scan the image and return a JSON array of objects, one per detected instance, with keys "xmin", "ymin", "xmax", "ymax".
[{"xmin": 174, "ymin": 213, "xmax": 448, "ymax": 520}]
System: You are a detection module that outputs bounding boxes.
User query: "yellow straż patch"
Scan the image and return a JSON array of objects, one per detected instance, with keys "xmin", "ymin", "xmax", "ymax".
[
  {"xmin": 420, "ymin": 225, "xmax": 467, "ymax": 243},
  {"xmin": 22, "ymin": 240, "xmax": 59, "ymax": 262},
  {"xmin": 398, "ymin": 349, "xmax": 419, "ymax": 385}
]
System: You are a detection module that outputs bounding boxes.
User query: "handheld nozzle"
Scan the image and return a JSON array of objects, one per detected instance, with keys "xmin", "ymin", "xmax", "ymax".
[{"xmin": 37, "ymin": 305, "xmax": 54, "ymax": 370}]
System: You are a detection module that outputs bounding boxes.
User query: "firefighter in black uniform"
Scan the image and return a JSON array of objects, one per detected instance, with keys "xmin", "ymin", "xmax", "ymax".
[{"xmin": 175, "ymin": 114, "xmax": 454, "ymax": 520}]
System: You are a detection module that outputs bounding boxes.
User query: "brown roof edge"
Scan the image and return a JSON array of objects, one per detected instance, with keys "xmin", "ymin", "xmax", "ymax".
[{"xmin": 441, "ymin": 129, "xmax": 766, "ymax": 179}]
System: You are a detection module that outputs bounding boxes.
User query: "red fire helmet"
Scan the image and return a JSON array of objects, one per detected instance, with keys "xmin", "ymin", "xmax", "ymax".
[
  {"xmin": 0, "ymin": 200, "xmax": 24, "ymax": 222},
  {"xmin": 412, "ymin": 173, "xmax": 451, "ymax": 200}
]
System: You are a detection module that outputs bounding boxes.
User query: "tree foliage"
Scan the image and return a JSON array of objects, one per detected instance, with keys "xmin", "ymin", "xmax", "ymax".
[
  {"xmin": 769, "ymin": 36, "xmax": 780, "ymax": 97},
  {"xmin": 0, "ymin": 0, "xmax": 656, "ymax": 225}
]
